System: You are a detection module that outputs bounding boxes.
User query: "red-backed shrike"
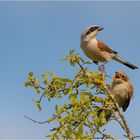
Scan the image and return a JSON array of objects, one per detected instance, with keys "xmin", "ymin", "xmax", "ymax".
[
  {"xmin": 110, "ymin": 71, "xmax": 134, "ymax": 112},
  {"xmin": 80, "ymin": 25, "xmax": 138, "ymax": 70}
]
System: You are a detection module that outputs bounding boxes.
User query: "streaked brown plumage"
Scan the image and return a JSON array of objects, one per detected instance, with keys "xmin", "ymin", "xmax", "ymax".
[
  {"xmin": 98, "ymin": 71, "xmax": 134, "ymax": 121},
  {"xmin": 110, "ymin": 71, "xmax": 133, "ymax": 112}
]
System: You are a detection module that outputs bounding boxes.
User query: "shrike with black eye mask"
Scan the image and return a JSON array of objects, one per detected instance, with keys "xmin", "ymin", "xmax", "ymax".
[{"xmin": 80, "ymin": 25, "xmax": 138, "ymax": 70}]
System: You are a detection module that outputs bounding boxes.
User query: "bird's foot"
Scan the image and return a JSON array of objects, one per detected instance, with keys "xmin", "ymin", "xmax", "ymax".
[{"xmin": 98, "ymin": 65, "xmax": 105, "ymax": 72}]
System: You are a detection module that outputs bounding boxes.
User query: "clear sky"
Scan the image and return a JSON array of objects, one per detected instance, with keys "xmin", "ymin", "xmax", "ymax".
[{"xmin": 0, "ymin": 1, "xmax": 140, "ymax": 139}]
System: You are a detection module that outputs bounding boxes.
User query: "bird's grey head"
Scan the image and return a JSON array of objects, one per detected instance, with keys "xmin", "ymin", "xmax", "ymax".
[{"xmin": 81, "ymin": 25, "xmax": 104, "ymax": 41}]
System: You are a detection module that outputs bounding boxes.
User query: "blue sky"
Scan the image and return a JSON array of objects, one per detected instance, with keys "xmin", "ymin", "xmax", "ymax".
[{"xmin": 0, "ymin": 1, "xmax": 140, "ymax": 139}]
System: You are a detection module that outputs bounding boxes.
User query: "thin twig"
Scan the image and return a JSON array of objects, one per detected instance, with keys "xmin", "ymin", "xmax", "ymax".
[
  {"xmin": 106, "ymin": 92, "xmax": 134, "ymax": 140},
  {"xmin": 24, "ymin": 115, "xmax": 48, "ymax": 124},
  {"xmin": 38, "ymin": 92, "xmax": 46, "ymax": 103},
  {"xmin": 98, "ymin": 129, "xmax": 119, "ymax": 140},
  {"xmin": 77, "ymin": 62, "xmax": 85, "ymax": 70},
  {"xmin": 112, "ymin": 110, "xmax": 126, "ymax": 131}
]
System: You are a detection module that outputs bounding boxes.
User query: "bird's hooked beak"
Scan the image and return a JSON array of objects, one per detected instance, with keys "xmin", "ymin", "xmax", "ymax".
[{"xmin": 98, "ymin": 27, "xmax": 104, "ymax": 31}]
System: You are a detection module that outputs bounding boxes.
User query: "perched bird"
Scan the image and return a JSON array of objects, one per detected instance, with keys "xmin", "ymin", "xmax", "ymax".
[
  {"xmin": 110, "ymin": 71, "xmax": 134, "ymax": 112},
  {"xmin": 80, "ymin": 25, "xmax": 138, "ymax": 70},
  {"xmin": 98, "ymin": 71, "xmax": 134, "ymax": 121}
]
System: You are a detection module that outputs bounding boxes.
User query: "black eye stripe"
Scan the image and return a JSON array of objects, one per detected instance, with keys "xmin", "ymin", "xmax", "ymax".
[
  {"xmin": 86, "ymin": 26, "xmax": 99, "ymax": 35},
  {"xmin": 86, "ymin": 29, "xmax": 92, "ymax": 35}
]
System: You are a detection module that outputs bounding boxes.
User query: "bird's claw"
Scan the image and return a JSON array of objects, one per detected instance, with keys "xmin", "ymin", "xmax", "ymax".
[{"xmin": 98, "ymin": 65, "xmax": 105, "ymax": 72}]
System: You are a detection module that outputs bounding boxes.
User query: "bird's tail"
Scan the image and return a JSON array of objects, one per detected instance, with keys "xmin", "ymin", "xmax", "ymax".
[{"xmin": 113, "ymin": 55, "xmax": 138, "ymax": 70}]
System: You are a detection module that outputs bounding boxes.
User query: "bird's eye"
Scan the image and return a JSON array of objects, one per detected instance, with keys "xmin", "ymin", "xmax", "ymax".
[{"xmin": 122, "ymin": 75, "xmax": 125, "ymax": 79}]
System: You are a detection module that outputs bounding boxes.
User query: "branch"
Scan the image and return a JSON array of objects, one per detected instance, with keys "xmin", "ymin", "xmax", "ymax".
[
  {"xmin": 97, "ymin": 129, "xmax": 118, "ymax": 140},
  {"xmin": 24, "ymin": 115, "xmax": 48, "ymax": 124},
  {"xmin": 77, "ymin": 61, "xmax": 134, "ymax": 139},
  {"xmin": 77, "ymin": 62, "xmax": 134, "ymax": 139},
  {"xmin": 38, "ymin": 92, "xmax": 46, "ymax": 103},
  {"xmin": 25, "ymin": 53, "xmax": 136, "ymax": 139},
  {"xmin": 113, "ymin": 111, "xmax": 126, "ymax": 131},
  {"xmin": 105, "ymin": 90, "xmax": 134, "ymax": 140}
]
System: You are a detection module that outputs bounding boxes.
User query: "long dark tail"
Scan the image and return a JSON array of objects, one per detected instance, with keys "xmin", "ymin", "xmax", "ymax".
[{"xmin": 113, "ymin": 55, "xmax": 138, "ymax": 70}]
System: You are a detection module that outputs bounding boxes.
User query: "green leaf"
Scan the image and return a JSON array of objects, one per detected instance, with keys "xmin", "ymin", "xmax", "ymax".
[
  {"xmin": 24, "ymin": 81, "xmax": 31, "ymax": 87},
  {"xmin": 55, "ymin": 104, "xmax": 58, "ymax": 112},
  {"xmin": 57, "ymin": 78, "xmax": 72, "ymax": 82},
  {"xmin": 29, "ymin": 72, "xmax": 33, "ymax": 77},
  {"xmin": 93, "ymin": 96, "xmax": 104, "ymax": 103},
  {"xmin": 43, "ymin": 80, "xmax": 48, "ymax": 85},
  {"xmin": 78, "ymin": 123, "xmax": 83, "ymax": 135},
  {"xmin": 54, "ymin": 77, "xmax": 72, "ymax": 84},
  {"xmin": 32, "ymin": 98, "xmax": 42, "ymax": 111},
  {"xmin": 100, "ymin": 119, "xmax": 107, "ymax": 126},
  {"xmin": 60, "ymin": 103, "xmax": 66, "ymax": 112},
  {"xmin": 70, "ymin": 49, "xmax": 75, "ymax": 55},
  {"xmin": 69, "ymin": 94, "xmax": 77, "ymax": 101},
  {"xmin": 73, "ymin": 130, "xmax": 80, "ymax": 138},
  {"xmin": 99, "ymin": 111, "xmax": 105, "ymax": 118},
  {"xmin": 69, "ymin": 87, "xmax": 73, "ymax": 94},
  {"xmin": 47, "ymin": 117, "xmax": 55, "ymax": 123},
  {"xmin": 80, "ymin": 92, "xmax": 86, "ymax": 104},
  {"xmin": 59, "ymin": 56, "xmax": 69, "ymax": 61},
  {"xmin": 41, "ymin": 72, "xmax": 50, "ymax": 79},
  {"xmin": 35, "ymin": 88, "xmax": 40, "ymax": 94},
  {"xmin": 84, "ymin": 61, "xmax": 92, "ymax": 65}
]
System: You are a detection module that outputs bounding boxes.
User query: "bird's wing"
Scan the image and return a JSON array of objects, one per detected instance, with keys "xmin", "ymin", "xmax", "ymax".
[
  {"xmin": 97, "ymin": 40, "xmax": 118, "ymax": 54},
  {"xmin": 122, "ymin": 84, "xmax": 134, "ymax": 112}
]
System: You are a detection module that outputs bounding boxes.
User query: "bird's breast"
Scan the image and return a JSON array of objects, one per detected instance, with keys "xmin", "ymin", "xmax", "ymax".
[
  {"xmin": 111, "ymin": 83, "xmax": 128, "ymax": 108},
  {"xmin": 81, "ymin": 39, "xmax": 114, "ymax": 62},
  {"xmin": 81, "ymin": 39, "xmax": 107, "ymax": 62}
]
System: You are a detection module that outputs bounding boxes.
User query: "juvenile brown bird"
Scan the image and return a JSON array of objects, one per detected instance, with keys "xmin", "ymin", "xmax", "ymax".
[
  {"xmin": 110, "ymin": 71, "xmax": 134, "ymax": 112},
  {"xmin": 80, "ymin": 25, "xmax": 138, "ymax": 70},
  {"xmin": 98, "ymin": 71, "xmax": 134, "ymax": 121}
]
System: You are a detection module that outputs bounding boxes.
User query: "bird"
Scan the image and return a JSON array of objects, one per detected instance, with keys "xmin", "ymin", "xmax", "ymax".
[
  {"xmin": 110, "ymin": 71, "xmax": 134, "ymax": 112},
  {"xmin": 102, "ymin": 71, "xmax": 134, "ymax": 121},
  {"xmin": 80, "ymin": 25, "xmax": 138, "ymax": 70}
]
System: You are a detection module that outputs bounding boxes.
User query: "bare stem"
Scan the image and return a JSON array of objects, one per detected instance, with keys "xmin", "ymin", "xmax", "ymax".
[
  {"xmin": 24, "ymin": 115, "xmax": 48, "ymax": 124},
  {"xmin": 106, "ymin": 91, "xmax": 134, "ymax": 140}
]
